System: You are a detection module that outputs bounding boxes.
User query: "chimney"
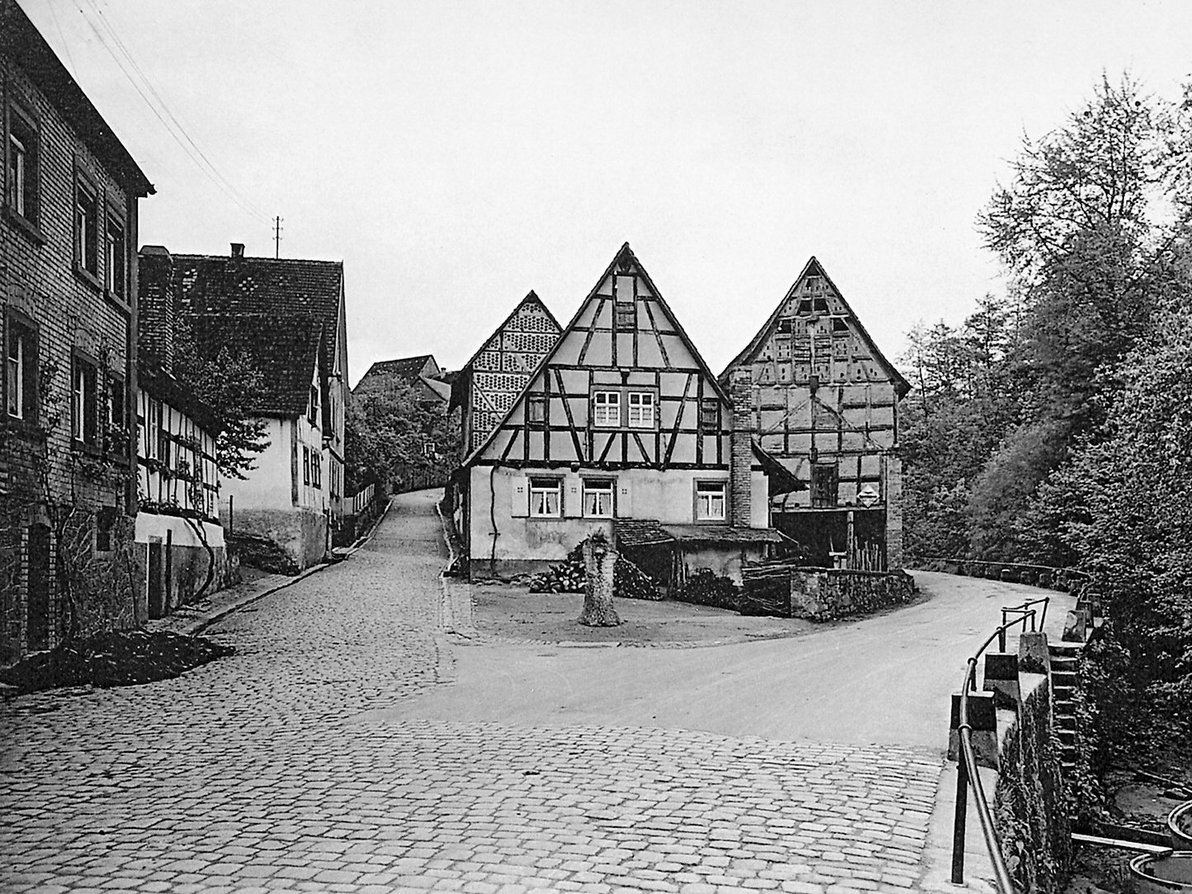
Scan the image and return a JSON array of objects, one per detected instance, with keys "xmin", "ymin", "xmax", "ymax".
[
  {"xmin": 729, "ymin": 367, "xmax": 754, "ymax": 527},
  {"xmin": 230, "ymin": 242, "xmax": 244, "ymax": 258},
  {"xmin": 137, "ymin": 245, "xmax": 177, "ymax": 370}
]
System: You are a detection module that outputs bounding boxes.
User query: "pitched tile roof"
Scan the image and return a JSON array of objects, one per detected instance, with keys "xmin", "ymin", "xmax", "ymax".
[
  {"xmin": 172, "ymin": 253, "xmax": 343, "ymax": 379},
  {"xmin": 188, "ymin": 312, "xmax": 321, "ymax": 417},
  {"xmin": 356, "ymin": 355, "xmax": 435, "ymax": 388}
]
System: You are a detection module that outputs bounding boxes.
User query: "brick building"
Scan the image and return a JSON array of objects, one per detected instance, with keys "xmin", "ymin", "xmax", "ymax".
[{"xmin": 1, "ymin": 0, "xmax": 154, "ymax": 661}]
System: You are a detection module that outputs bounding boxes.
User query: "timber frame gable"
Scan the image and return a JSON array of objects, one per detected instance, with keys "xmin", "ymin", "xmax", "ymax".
[
  {"xmin": 453, "ymin": 290, "xmax": 562, "ymax": 454},
  {"xmin": 721, "ymin": 257, "xmax": 910, "ymax": 396},
  {"xmin": 720, "ymin": 255, "xmax": 909, "ymax": 570},
  {"xmin": 466, "ymin": 243, "xmax": 733, "ymax": 473}
]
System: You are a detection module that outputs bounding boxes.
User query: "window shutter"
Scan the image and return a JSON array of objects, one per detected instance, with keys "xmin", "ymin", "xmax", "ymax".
[
  {"xmin": 563, "ymin": 477, "xmax": 582, "ymax": 518},
  {"xmin": 510, "ymin": 477, "xmax": 530, "ymax": 518},
  {"xmin": 617, "ymin": 481, "xmax": 632, "ymax": 518}
]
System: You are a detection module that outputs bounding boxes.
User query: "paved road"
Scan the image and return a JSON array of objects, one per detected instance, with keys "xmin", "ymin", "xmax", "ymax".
[
  {"xmin": 0, "ymin": 491, "xmax": 1066, "ymax": 893},
  {"xmin": 402, "ymin": 570, "xmax": 1071, "ymax": 749}
]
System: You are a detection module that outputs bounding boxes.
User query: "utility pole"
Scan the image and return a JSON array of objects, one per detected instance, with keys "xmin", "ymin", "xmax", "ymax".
[{"xmin": 273, "ymin": 216, "xmax": 284, "ymax": 259}]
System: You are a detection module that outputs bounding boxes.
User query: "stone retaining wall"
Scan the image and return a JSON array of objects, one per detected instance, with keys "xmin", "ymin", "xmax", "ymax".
[
  {"xmin": 994, "ymin": 671, "xmax": 1073, "ymax": 894},
  {"xmin": 740, "ymin": 565, "xmax": 916, "ymax": 620}
]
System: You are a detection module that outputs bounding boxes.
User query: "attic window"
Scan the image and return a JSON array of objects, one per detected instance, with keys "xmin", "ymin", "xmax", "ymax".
[
  {"xmin": 526, "ymin": 393, "xmax": 546, "ymax": 427},
  {"xmin": 613, "ymin": 274, "xmax": 636, "ymax": 328},
  {"xmin": 699, "ymin": 398, "xmax": 719, "ymax": 431}
]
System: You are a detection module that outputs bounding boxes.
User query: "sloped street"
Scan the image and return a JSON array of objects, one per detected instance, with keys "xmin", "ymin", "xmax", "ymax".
[{"xmin": 0, "ymin": 491, "xmax": 1069, "ymax": 893}]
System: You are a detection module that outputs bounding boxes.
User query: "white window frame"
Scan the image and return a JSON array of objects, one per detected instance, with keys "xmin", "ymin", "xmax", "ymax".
[
  {"xmin": 6, "ymin": 326, "xmax": 23, "ymax": 419},
  {"xmin": 9, "ymin": 130, "xmax": 26, "ymax": 218},
  {"xmin": 582, "ymin": 478, "xmax": 615, "ymax": 519},
  {"xmin": 627, "ymin": 391, "xmax": 655, "ymax": 428},
  {"xmin": 105, "ymin": 212, "xmax": 126, "ymax": 299},
  {"xmin": 75, "ymin": 176, "xmax": 99, "ymax": 276},
  {"xmin": 695, "ymin": 480, "xmax": 727, "ymax": 522},
  {"xmin": 529, "ymin": 476, "xmax": 563, "ymax": 518},
  {"xmin": 592, "ymin": 390, "xmax": 620, "ymax": 428}
]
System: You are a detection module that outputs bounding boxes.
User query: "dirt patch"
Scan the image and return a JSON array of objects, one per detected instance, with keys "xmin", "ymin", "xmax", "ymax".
[
  {"xmin": 0, "ymin": 630, "xmax": 234, "ymax": 697},
  {"xmin": 471, "ymin": 582, "xmax": 817, "ymax": 646}
]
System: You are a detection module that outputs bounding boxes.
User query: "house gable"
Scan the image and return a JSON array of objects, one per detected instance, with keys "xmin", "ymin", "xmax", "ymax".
[
  {"xmin": 459, "ymin": 290, "xmax": 562, "ymax": 452},
  {"xmin": 722, "ymin": 257, "xmax": 910, "ymax": 397},
  {"xmin": 468, "ymin": 243, "xmax": 731, "ymax": 471}
]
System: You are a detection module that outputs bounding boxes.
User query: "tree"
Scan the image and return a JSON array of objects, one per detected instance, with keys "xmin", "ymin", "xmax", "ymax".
[
  {"xmin": 172, "ymin": 321, "xmax": 269, "ymax": 480},
  {"xmin": 344, "ymin": 382, "xmax": 459, "ymax": 495},
  {"xmin": 577, "ymin": 531, "xmax": 621, "ymax": 628}
]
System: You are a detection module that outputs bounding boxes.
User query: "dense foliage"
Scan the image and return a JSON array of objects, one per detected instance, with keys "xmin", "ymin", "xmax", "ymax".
[
  {"xmin": 344, "ymin": 382, "xmax": 459, "ymax": 495},
  {"xmin": 902, "ymin": 77, "xmax": 1192, "ymax": 767},
  {"xmin": 172, "ymin": 321, "xmax": 269, "ymax": 479}
]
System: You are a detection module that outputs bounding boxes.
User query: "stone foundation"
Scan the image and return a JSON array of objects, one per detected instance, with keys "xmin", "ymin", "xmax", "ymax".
[{"xmin": 225, "ymin": 508, "xmax": 327, "ymax": 575}]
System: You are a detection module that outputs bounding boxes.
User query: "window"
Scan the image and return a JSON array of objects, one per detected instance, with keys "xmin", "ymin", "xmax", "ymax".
[
  {"xmin": 303, "ymin": 446, "xmax": 311, "ymax": 485},
  {"xmin": 592, "ymin": 391, "xmax": 620, "ymax": 427},
  {"xmin": 526, "ymin": 393, "xmax": 546, "ymax": 426},
  {"xmin": 6, "ymin": 105, "xmax": 38, "ymax": 224},
  {"xmin": 627, "ymin": 392, "xmax": 655, "ymax": 428},
  {"xmin": 108, "ymin": 375, "xmax": 127, "ymax": 455},
  {"xmin": 613, "ymin": 275, "xmax": 635, "ymax": 328},
  {"xmin": 74, "ymin": 173, "xmax": 99, "ymax": 278},
  {"xmin": 5, "ymin": 316, "xmax": 36, "ymax": 421},
  {"xmin": 71, "ymin": 356, "xmax": 98, "ymax": 445},
  {"xmin": 582, "ymin": 478, "xmax": 614, "ymax": 518},
  {"xmin": 95, "ymin": 506, "xmax": 117, "ymax": 553},
  {"xmin": 529, "ymin": 476, "xmax": 562, "ymax": 518},
  {"xmin": 811, "ymin": 463, "xmax": 839, "ymax": 508},
  {"xmin": 312, "ymin": 451, "xmax": 322, "ymax": 488},
  {"xmin": 105, "ymin": 213, "xmax": 126, "ymax": 299},
  {"xmin": 308, "ymin": 384, "xmax": 319, "ymax": 426},
  {"xmin": 695, "ymin": 481, "xmax": 727, "ymax": 521},
  {"xmin": 699, "ymin": 398, "xmax": 719, "ymax": 431}
]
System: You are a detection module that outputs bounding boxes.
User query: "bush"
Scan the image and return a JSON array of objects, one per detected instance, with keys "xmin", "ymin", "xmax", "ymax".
[{"xmin": 675, "ymin": 570, "xmax": 740, "ymax": 611}]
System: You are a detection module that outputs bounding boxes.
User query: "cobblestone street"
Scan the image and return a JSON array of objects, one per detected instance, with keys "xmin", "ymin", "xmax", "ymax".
[{"xmin": 2, "ymin": 491, "xmax": 947, "ymax": 894}]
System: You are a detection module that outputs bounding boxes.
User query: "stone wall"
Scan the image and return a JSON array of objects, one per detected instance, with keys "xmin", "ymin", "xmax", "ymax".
[
  {"xmin": 994, "ymin": 673, "xmax": 1073, "ymax": 894},
  {"xmin": 227, "ymin": 508, "xmax": 326, "ymax": 575},
  {"xmin": 740, "ymin": 564, "xmax": 916, "ymax": 620}
]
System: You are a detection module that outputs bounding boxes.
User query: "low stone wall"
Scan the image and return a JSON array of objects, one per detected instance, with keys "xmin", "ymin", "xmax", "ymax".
[
  {"xmin": 227, "ymin": 508, "xmax": 327, "ymax": 575},
  {"xmin": 739, "ymin": 565, "xmax": 916, "ymax": 620},
  {"xmin": 994, "ymin": 672, "xmax": 1073, "ymax": 894},
  {"xmin": 915, "ymin": 557, "xmax": 1087, "ymax": 592}
]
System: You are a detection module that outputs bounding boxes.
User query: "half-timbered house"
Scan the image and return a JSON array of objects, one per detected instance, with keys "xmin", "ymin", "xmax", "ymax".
[
  {"xmin": 449, "ymin": 290, "xmax": 562, "ymax": 457},
  {"xmin": 134, "ymin": 359, "xmax": 226, "ymax": 618},
  {"xmin": 460, "ymin": 243, "xmax": 782, "ymax": 583},
  {"xmin": 721, "ymin": 257, "xmax": 910, "ymax": 570}
]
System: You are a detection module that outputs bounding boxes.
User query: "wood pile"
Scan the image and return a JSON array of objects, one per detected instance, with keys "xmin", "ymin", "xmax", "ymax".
[{"xmin": 528, "ymin": 543, "xmax": 662, "ymax": 600}]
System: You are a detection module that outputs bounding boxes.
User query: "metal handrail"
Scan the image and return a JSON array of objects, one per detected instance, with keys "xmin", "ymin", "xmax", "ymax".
[
  {"xmin": 952, "ymin": 608, "xmax": 1040, "ymax": 893},
  {"xmin": 998, "ymin": 597, "xmax": 1049, "ymax": 651}
]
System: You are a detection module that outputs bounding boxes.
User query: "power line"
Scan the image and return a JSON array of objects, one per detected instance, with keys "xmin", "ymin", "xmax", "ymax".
[
  {"xmin": 68, "ymin": 0, "xmax": 270, "ymax": 224},
  {"xmin": 46, "ymin": 0, "xmax": 77, "ymax": 78}
]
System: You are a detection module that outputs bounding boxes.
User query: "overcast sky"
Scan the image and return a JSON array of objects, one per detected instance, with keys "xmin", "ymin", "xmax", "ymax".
[{"xmin": 24, "ymin": 0, "xmax": 1192, "ymax": 384}]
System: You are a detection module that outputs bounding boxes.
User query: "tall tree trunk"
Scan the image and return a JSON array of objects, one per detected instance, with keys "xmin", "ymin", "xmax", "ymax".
[{"xmin": 578, "ymin": 533, "xmax": 621, "ymax": 627}]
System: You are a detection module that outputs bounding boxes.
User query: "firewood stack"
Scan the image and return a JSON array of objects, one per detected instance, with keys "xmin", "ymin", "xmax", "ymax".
[{"xmin": 529, "ymin": 543, "xmax": 662, "ymax": 600}]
